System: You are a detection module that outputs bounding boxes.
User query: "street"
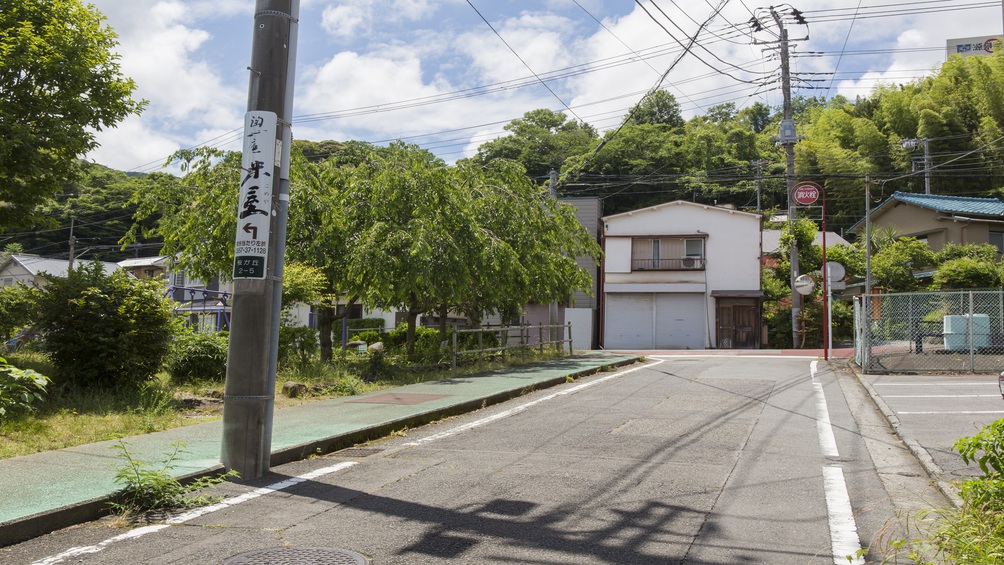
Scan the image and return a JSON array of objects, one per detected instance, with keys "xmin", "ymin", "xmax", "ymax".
[{"xmin": 6, "ymin": 356, "xmax": 949, "ymax": 564}]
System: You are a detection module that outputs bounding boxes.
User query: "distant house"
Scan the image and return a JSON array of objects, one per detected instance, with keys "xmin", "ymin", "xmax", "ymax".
[
  {"xmin": 601, "ymin": 201, "xmax": 762, "ymax": 350},
  {"xmin": 118, "ymin": 255, "xmax": 172, "ymax": 280},
  {"xmin": 0, "ymin": 254, "xmax": 122, "ymax": 288},
  {"xmin": 761, "ymin": 229, "xmax": 851, "ymax": 268},
  {"xmin": 849, "ymin": 191, "xmax": 1004, "ymax": 253}
]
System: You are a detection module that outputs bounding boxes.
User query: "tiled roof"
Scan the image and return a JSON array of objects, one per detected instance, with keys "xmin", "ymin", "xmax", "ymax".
[
  {"xmin": 848, "ymin": 191, "xmax": 1004, "ymax": 232},
  {"xmin": 888, "ymin": 191, "xmax": 1004, "ymax": 216}
]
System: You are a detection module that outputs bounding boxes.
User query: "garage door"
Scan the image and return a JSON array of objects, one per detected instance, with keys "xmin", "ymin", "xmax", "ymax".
[
  {"xmin": 605, "ymin": 293, "xmax": 707, "ymax": 350},
  {"xmin": 604, "ymin": 293, "xmax": 654, "ymax": 349},
  {"xmin": 655, "ymin": 293, "xmax": 706, "ymax": 349}
]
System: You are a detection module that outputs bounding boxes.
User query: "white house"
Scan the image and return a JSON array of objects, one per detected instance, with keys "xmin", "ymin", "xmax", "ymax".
[
  {"xmin": 601, "ymin": 201, "xmax": 762, "ymax": 350},
  {"xmin": 0, "ymin": 254, "xmax": 122, "ymax": 288}
]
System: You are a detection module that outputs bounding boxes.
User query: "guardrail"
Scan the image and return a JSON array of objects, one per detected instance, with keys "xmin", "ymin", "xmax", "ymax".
[{"xmin": 451, "ymin": 322, "xmax": 573, "ymax": 370}]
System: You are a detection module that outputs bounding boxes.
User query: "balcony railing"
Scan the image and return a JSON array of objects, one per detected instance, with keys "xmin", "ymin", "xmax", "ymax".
[{"xmin": 632, "ymin": 257, "xmax": 705, "ymax": 271}]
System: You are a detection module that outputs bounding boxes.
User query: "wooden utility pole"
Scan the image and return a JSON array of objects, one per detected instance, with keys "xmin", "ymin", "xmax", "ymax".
[{"xmin": 221, "ymin": 0, "xmax": 299, "ymax": 480}]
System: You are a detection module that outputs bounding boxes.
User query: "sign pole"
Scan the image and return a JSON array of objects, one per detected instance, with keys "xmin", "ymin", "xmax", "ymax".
[{"xmin": 221, "ymin": 0, "xmax": 299, "ymax": 480}]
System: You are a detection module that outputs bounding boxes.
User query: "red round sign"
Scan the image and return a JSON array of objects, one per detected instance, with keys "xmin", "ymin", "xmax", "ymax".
[{"xmin": 791, "ymin": 182, "xmax": 821, "ymax": 206}]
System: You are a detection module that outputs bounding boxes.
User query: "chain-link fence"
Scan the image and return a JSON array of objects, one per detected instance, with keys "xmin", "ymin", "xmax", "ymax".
[{"xmin": 855, "ymin": 290, "xmax": 1004, "ymax": 373}]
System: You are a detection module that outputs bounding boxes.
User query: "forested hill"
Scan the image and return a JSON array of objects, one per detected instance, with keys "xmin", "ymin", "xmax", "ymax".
[{"xmin": 470, "ymin": 51, "xmax": 1004, "ymax": 234}]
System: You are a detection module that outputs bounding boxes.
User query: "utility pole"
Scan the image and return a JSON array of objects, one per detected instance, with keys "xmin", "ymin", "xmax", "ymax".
[
  {"xmin": 752, "ymin": 159, "xmax": 769, "ymax": 214},
  {"xmin": 903, "ymin": 138, "xmax": 931, "ymax": 194},
  {"xmin": 766, "ymin": 6, "xmax": 803, "ymax": 348},
  {"xmin": 548, "ymin": 169, "xmax": 559, "ymax": 344},
  {"xmin": 67, "ymin": 218, "xmax": 76, "ymax": 271},
  {"xmin": 221, "ymin": 0, "xmax": 299, "ymax": 480}
]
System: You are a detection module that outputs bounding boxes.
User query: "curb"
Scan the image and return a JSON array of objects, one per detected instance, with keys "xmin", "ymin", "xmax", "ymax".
[{"xmin": 0, "ymin": 356, "xmax": 641, "ymax": 547}]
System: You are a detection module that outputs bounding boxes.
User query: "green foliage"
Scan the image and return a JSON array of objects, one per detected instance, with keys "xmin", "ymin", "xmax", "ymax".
[
  {"xmin": 350, "ymin": 330, "xmax": 381, "ymax": 344},
  {"xmin": 281, "ymin": 262, "xmax": 328, "ymax": 306},
  {"xmin": 35, "ymin": 261, "xmax": 176, "ymax": 389},
  {"xmin": 0, "ymin": 0, "xmax": 144, "ymax": 230},
  {"xmin": 166, "ymin": 331, "xmax": 228, "ymax": 384},
  {"xmin": 278, "ymin": 324, "xmax": 318, "ymax": 368},
  {"xmin": 109, "ymin": 440, "xmax": 237, "ymax": 514},
  {"xmin": 936, "ymin": 242, "xmax": 999, "ymax": 264},
  {"xmin": 332, "ymin": 318, "xmax": 385, "ymax": 344},
  {"xmin": 932, "ymin": 257, "xmax": 1002, "ymax": 290},
  {"xmin": 871, "ymin": 237, "xmax": 936, "ymax": 292},
  {"xmin": 955, "ymin": 419, "xmax": 1004, "ymax": 509},
  {"xmin": 0, "ymin": 284, "xmax": 40, "ymax": 344},
  {"xmin": 472, "ymin": 109, "xmax": 598, "ymax": 179},
  {"xmin": 0, "ymin": 356, "xmax": 50, "ymax": 418}
]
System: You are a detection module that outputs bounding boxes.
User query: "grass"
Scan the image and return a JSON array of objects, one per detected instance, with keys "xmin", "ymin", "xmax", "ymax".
[{"xmin": 0, "ymin": 346, "xmax": 570, "ymax": 460}]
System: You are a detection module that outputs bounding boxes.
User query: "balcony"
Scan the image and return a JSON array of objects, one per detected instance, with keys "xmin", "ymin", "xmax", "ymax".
[{"xmin": 632, "ymin": 257, "xmax": 705, "ymax": 271}]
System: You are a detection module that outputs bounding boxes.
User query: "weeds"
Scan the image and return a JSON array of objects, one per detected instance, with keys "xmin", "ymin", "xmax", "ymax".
[{"xmin": 108, "ymin": 440, "xmax": 237, "ymax": 515}]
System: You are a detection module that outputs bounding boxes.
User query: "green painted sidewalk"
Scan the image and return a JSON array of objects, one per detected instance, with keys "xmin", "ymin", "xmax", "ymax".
[{"xmin": 0, "ymin": 352, "xmax": 640, "ymax": 547}]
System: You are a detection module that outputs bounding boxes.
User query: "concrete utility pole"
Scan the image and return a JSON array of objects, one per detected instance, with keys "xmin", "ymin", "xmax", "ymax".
[
  {"xmin": 903, "ymin": 138, "xmax": 931, "ymax": 194},
  {"xmin": 221, "ymin": 0, "xmax": 299, "ymax": 480},
  {"xmin": 768, "ymin": 7, "xmax": 802, "ymax": 348}
]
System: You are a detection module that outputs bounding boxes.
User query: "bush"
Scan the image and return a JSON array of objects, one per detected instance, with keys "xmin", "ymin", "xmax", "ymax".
[
  {"xmin": 278, "ymin": 324, "xmax": 318, "ymax": 368},
  {"xmin": 0, "ymin": 356, "xmax": 50, "ymax": 417},
  {"xmin": 332, "ymin": 317, "xmax": 385, "ymax": 344},
  {"xmin": 955, "ymin": 418, "xmax": 1004, "ymax": 510},
  {"xmin": 167, "ymin": 331, "xmax": 228, "ymax": 384},
  {"xmin": 36, "ymin": 262, "xmax": 176, "ymax": 390},
  {"xmin": 349, "ymin": 330, "xmax": 381, "ymax": 345}
]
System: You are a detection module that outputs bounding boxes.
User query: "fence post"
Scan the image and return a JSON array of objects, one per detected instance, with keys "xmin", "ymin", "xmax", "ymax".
[
  {"xmin": 501, "ymin": 327, "xmax": 508, "ymax": 362},
  {"xmin": 567, "ymin": 321, "xmax": 573, "ymax": 354},
  {"xmin": 452, "ymin": 328, "xmax": 458, "ymax": 371},
  {"xmin": 969, "ymin": 290, "xmax": 976, "ymax": 372}
]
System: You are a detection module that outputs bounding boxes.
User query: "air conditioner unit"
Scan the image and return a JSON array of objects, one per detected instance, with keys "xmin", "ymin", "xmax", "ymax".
[{"xmin": 681, "ymin": 257, "xmax": 697, "ymax": 268}]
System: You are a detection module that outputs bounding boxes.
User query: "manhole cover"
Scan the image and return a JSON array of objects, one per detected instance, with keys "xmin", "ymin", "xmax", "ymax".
[{"xmin": 223, "ymin": 547, "xmax": 369, "ymax": 565}]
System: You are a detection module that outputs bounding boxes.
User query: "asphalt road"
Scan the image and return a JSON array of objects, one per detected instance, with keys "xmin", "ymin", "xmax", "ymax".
[{"xmin": 4, "ymin": 356, "xmax": 949, "ymax": 564}]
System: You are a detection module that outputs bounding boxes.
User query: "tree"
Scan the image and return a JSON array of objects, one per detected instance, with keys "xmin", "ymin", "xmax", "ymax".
[
  {"xmin": 472, "ymin": 109, "xmax": 598, "ymax": 180},
  {"xmin": 626, "ymin": 90, "xmax": 684, "ymax": 128},
  {"xmin": 870, "ymin": 237, "xmax": 935, "ymax": 292},
  {"xmin": 0, "ymin": 0, "xmax": 144, "ymax": 230}
]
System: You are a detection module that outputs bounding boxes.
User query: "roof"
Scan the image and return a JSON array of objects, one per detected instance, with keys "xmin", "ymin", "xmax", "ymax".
[
  {"xmin": 601, "ymin": 200, "xmax": 761, "ymax": 221},
  {"xmin": 849, "ymin": 191, "xmax": 1004, "ymax": 232},
  {"xmin": 118, "ymin": 256, "xmax": 171, "ymax": 269},
  {"xmin": 0, "ymin": 254, "xmax": 123, "ymax": 279},
  {"xmin": 762, "ymin": 230, "xmax": 851, "ymax": 254}
]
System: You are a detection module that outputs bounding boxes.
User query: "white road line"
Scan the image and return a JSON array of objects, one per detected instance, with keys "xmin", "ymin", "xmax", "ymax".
[
  {"xmin": 811, "ymin": 361, "xmax": 840, "ymax": 459},
  {"xmin": 32, "ymin": 461, "xmax": 358, "ymax": 565},
  {"xmin": 898, "ymin": 411, "xmax": 1004, "ymax": 415},
  {"xmin": 885, "ymin": 395, "xmax": 999, "ymax": 398},
  {"xmin": 872, "ymin": 383, "xmax": 993, "ymax": 386},
  {"xmin": 404, "ymin": 359, "xmax": 664, "ymax": 446},
  {"xmin": 823, "ymin": 466, "xmax": 864, "ymax": 565},
  {"xmin": 810, "ymin": 361, "xmax": 863, "ymax": 565}
]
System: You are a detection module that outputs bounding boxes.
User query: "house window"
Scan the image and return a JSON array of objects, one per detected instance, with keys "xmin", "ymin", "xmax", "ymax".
[
  {"xmin": 990, "ymin": 231, "xmax": 1004, "ymax": 253},
  {"xmin": 1, "ymin": 277, "xmax": 12, "ymax": 287},
  {"xmin": 685, "ymin": 238, "xmax": 704, "ymax": 257},
  {"xmin": 173, "ymin": 271, "xmax": 185, "ymax": 287}
]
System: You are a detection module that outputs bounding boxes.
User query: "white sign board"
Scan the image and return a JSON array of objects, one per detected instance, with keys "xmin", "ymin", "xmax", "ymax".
[
  {"xmin": 947, "ymin": 36, "xmax": 1003, "ymax": 58},
  {"xmin": 233, "ymin": 111, "xmax": 277, "ymax": 279}
]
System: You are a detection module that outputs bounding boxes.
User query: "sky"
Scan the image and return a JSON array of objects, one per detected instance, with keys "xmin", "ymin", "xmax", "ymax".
[{"xmin": 83, "ymin": 0, "xmax": 1004, "ymax": 174}]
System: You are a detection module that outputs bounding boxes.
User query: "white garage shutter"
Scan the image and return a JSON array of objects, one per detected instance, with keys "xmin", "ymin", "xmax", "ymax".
[
  {"xmin": 604, "ymin": 293, "xmax": 653, "ymax": 349},
  {"xmin": 655, "ymin": 293, "xmax": 707, "ymax": 349}
]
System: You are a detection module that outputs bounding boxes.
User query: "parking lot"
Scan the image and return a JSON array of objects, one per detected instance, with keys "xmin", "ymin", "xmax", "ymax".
[{"xmin": 861, "ymin": 373, "xmax": 1004, "ymax": 479}]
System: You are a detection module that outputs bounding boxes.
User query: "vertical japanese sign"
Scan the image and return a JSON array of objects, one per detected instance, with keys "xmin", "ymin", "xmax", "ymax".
[{"xmin": 233, "ymin": 111, "xmax": 277, "ymax": 279}]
